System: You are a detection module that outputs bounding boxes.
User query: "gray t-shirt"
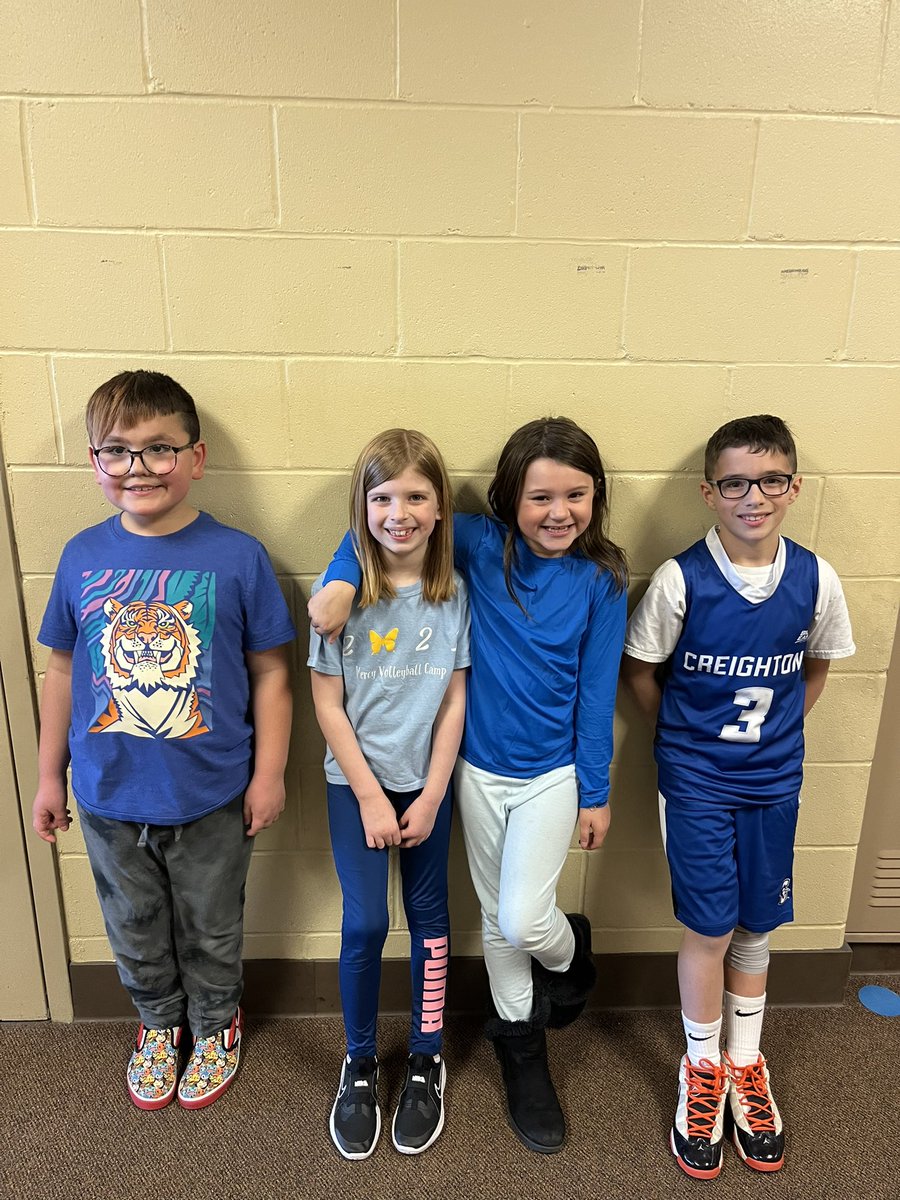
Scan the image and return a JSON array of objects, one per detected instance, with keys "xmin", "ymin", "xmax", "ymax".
[{"xmin": 308, "ymin": 571, "xmax": 471, "ymax": 791}]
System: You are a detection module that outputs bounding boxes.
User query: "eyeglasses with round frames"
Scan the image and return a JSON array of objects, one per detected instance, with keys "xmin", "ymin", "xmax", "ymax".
[
  {"xmin": 91, "ymin": 442, "xmax": 195, "ymax": 477},
  {"xmin": 707, "ymin": 474, "xmax": 795, "ymax": 500}
]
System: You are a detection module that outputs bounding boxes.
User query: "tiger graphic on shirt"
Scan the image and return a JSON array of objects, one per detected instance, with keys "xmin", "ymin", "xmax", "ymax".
[{"xmin": 89, "ymin": 597, "xmax": 210, "ymax": 739}]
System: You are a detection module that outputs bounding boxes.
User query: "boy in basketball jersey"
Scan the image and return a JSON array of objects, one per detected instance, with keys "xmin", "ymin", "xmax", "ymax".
[{"xmin": 621, "ymin": 416, "xmax": 854, "ymax": 1180}]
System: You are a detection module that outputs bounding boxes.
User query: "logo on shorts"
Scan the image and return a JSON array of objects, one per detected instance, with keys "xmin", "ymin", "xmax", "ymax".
[
  {"xmin": 795, "ymin": 629, "xmax": 809, "ymax": 644},
  {"xmin": 778, "ymin": 877, "xmax": 791, "ymax": 905}
]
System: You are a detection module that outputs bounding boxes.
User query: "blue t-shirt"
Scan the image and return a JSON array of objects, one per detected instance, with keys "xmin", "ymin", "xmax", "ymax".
[
  {"xmin": 656, "ymin": 536, "xmax": 819, "ymax": 806},
  {"xmin": 38, "ymin": 512, "xmax": 296, "ymax": 824},
  {"xmin": 325, "ymin": 514, "xmax": 626, "ymax": 807}
]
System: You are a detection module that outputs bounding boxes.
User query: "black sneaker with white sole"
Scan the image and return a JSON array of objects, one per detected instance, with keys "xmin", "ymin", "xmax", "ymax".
[
  {"xmin": 329, "ymin": 1054, "xmax": 381, "ymax": 1160},
  {"xmin": 392, "ymin": 1053, "xmax": 446, "ymax": 1155}
]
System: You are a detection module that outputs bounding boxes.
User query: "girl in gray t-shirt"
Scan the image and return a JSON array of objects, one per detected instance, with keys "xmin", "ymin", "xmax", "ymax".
[{"xmin": 308, "ymin": 429, "xmax": 469, "ymax": 1161}]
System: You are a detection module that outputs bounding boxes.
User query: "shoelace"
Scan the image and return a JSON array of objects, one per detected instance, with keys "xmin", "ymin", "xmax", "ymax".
[
  {"xmin": 684, "ymin": 1059, "xmax": 727, "ymax": 1140},
  {"xmin": 729, "ymin": 1058, "xmax": 776, "ymax": 1131}
]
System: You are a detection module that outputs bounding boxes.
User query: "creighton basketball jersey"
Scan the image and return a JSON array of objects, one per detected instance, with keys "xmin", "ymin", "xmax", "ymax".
[{"xmin": 656, "ymin": 537, "xmax": 818, "ymax": 806}]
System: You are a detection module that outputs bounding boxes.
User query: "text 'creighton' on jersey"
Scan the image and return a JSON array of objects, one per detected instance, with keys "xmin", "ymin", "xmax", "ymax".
[{"xmin": 656, "ymin": 537, "xmax": 819, "ymax": 807}]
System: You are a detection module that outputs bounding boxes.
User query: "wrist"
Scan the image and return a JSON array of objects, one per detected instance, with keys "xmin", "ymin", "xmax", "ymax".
[
  {"xmin": 357, "ymin": 789, "xmax": 387, "ymax": 809},
  {"xmin": 249, "ymin": 766, "xmax": 286, "ymax": 786},
  {"xmin": 38, "ymin": 770, "xmax": 67, "ymax": 788},
  {"xmin": 416, "ymin": 790, "xmax": 442, "ymax": 809}
]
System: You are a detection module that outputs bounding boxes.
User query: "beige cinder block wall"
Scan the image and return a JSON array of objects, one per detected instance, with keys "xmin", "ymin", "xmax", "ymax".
[{"xmin": 2, "ymin": 1, "xmax": 899, "ymax": 970}]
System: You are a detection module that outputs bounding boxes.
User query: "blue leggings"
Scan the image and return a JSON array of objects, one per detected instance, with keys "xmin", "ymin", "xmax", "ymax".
[{"xmin": 327, "ymin": 782, "xmax": 451, "ymax": 1057}]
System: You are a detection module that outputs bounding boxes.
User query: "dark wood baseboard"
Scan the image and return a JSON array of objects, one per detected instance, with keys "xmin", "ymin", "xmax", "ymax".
[
  {"xmin": 848, "ymin": 941, "xmax": 900, "ymax": 974},
  {"xmin": 69, "ymin": 946, "xmax": 854, "ymax": 1020}
]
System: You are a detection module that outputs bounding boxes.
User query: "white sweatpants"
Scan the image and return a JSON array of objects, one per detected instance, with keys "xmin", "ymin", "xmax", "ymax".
[{"xmin": 454, "ymin": 757, "xmax": 578, "ymax": 1021}]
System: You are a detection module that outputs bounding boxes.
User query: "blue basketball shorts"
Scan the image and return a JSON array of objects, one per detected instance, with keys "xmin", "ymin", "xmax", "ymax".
[{"xmin": 659, "ymin": 791, "xmax": 800, "ymax": 938}]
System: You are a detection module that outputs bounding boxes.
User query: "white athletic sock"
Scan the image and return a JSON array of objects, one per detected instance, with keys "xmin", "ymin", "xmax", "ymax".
[
  {"xmin": 725, "ymin": 990, "xmax": 766, "ymax": 1067},
  {"xmin": 682, "ymin": 1012, "xmax": 722, "ymax": 1066}
]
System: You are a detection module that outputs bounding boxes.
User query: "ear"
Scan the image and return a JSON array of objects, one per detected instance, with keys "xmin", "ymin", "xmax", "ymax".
[
  {"xmin": 787, "ymin": 474, "xmax": 802, "ymax": 505},
  {"xmin": 89, "ymin": 446, "xmax": 104, "ymax": 484},
  {"xmin": 699, "ymin": 479, "xmax": 717, "ymax": 511},
  {"xmin": 191, "ymin": 440, "xmax": 207, "ymax": 480}
]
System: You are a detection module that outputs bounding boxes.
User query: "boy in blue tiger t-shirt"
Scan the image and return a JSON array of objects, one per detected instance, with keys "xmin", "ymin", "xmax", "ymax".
[
  {"xmin": 621, "ymin": 415, "xmax": 853, "ymax": 1180},
  {"xmin": 32, "ymin": 371, "xmax": 295, "ymax": 1111}
]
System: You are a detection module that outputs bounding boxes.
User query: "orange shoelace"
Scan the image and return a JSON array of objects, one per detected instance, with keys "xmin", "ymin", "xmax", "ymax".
[
  {"xmin": 685, "ymin": 1059, "xmax": 727, "ymax": 1139},
  {"xmin": 729, "ymin": 1057, "xmax": 776, "ymax": 1131}
]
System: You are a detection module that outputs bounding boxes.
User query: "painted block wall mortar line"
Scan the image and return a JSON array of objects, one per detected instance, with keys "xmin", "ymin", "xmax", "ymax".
[
  {"xmin": 744, "ymin": 118, "xmax": 763, "ymax": 239},
  {"xmin": 156, "ymin": 236, "xmax": 173, "ymax": 353},
  {"xmin": 9, "ymin": 218, "xmax": 900, "ymax": 251},
  {"xmin": 722, "ymin": 365, "xmax": 735, "ymax": 421},
  {"xmin": 9, "ymin": 348, "xmax": 900, "ymax": 370},
  {"xmin": 634, "ymin": 0, "xmax": 647, "ymax": 106},
  {"xmin": 138, "ymin": 0, "xmax": 153, "ymax": 94},
  {"xmin": 392, "ymin": 239, "xmax": 402, "ymax": 355},
  {"xmin": 8, "ymin": 87, "xmax": 900, "ymax": 121},
  {"xmin": 19, "ymin": 103, "xmax": 38, "ymax": 224},
  {"xmin": 513, "ymin": 111, "xmax": 522, "ymax": 236},
  {"xmin": 842, "ymin": 251, "xmax": 863, "ymax": 359},
  {"xmin": 277, "ymin": 359, "xmax": 293, "ymax": 468},
  {"xmin": 10, "ymin": 90, "xmax": 900, "ymax": 125},
  {"xmin": 270, "ymin": 106, "xmax": 282, "ymax": 227},
  {"xmin": 8, "ymin": 350, "xmax": 900, "ymax": 372},
  {"xmin": 46, "ymin": 357, "xmax": 64, "ymax": 462},
  {"xmin": 617, "ymin": 246, "xmax": 633, "ymax": 359},
  {"xmin": 809, "ymin": 464, "xmax": 827, "ymax": 549},
  {"xmin": 876, "ymin": 0, "xmax": 895, "ymax": 110},
  {"xmin": 394, "ymin": 0, "xmax": 401, "ymax": 101}
]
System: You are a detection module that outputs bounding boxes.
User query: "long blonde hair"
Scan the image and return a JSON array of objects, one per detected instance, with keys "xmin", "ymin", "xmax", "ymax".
[{"xmin": 349, "ymin": 429, "xmax": 456, "ymax": 607}]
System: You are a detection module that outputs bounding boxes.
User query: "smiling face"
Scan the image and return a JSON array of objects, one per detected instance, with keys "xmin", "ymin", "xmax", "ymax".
[
  {"xmin": 366, "ymin": 467, "xmax": 441, "ymax": 581},
  {"xmin": 701, "ymin": 445, "xmax": 801, "ymax": 565},
  {"xmin": 90, "ymin": 414, "xmax": 206, "ymax": 536},
  {"xmin": 515, "ymin": 457, "xmax": 595, "ymax": 558}
]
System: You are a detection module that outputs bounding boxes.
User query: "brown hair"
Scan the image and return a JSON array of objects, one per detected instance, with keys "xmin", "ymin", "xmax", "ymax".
[
  {"xmin": 86, "ymin": 371, "xmax": 201, "ymax": 446},
  {"xmin": 349, "ymin": 429, "xmax": 456, "ymax": 607},
  {"xmin": 704, "ymin": 414, "xmax": 798, "ymax": 478},
  {"xmin": 487, "ymin": 416, "xmax": 627, "ymax": 610}
]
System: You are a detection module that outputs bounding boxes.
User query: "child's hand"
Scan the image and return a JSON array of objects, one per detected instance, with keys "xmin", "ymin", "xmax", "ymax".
[
  {"xmin": 308, "ymin": 582, "xmax": 356, "ymax": 643},
  {"xmin": 359, "ymin": 793, "xmax": 402, "ymax": 849},
  {"xmin": 243, "ymin": 775, "xmax": 286, "ymax": 837},
  {"xmin": 578, "ymin": 803, "xmax": 611, "ymax": 851},
  {"xmin": 32, "ymin": 780, "xmax": 71, "ymax": 844},
  {"xmin": 399, "ymin": 795, "xmax": 440, "ymax": 847}
]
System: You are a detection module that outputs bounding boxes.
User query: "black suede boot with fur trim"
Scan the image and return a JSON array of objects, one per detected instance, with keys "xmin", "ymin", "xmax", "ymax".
[
  {"xmin": 485, "ymin": 992, "xmax": 565, "ymax": 1154},
  {"xmin": 532, "ymin": 912, "xmax": 597, "ymax": 1029}
]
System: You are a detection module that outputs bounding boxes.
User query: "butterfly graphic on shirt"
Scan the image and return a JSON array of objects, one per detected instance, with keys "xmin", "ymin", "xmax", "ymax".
[{"xmin": 369, "ymin": 627, "xmax": 399, "ymax": 655}]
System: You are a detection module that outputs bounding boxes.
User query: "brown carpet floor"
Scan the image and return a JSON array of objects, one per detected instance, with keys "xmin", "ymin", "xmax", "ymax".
[{"xmin": 2, "ymin": 976, "xmax": 898, "ymax": 1200}]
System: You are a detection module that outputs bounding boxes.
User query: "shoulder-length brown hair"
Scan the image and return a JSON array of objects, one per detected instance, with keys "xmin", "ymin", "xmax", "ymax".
[
  {"xmin": 349, "ymin": 429, "xmax": 456, "ymax": 608},
  {"xmin": 486, "ymin": 416, "xmax": 628, "ymax": 610}
]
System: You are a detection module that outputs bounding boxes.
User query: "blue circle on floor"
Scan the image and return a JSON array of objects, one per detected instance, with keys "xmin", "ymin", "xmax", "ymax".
[{"xmin": 858, "ymin": 985, "xmax": 900, "ymax": 1017}]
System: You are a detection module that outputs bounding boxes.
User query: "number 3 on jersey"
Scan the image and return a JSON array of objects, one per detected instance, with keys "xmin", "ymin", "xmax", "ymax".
[{"xmin": 719, "ymin": 686, "xmax": 774, "ymax": 743}]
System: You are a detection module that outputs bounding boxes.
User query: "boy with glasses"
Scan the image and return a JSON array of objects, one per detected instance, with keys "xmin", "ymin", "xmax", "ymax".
[
  {"xmin": 32, "ymin": 370, "xmax": 295, "ymax": 1110},
  {"xmin": 621, "ymin": 415, "xmax": 853, "ymax": 1179}
]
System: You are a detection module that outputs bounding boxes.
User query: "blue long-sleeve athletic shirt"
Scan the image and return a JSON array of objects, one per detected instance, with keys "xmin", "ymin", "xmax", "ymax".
[{"xmin": 324, "ymin": 514, "xmax": 626, "ymax": 807}]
